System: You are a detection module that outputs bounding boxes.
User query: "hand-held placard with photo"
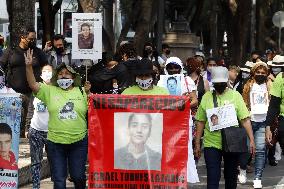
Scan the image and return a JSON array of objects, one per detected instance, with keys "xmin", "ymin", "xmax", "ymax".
[
  {"xmin": 0, "ymin": 94, "xmax": 22, "ymax": 189},
  {"xmin": 206, "ymin": 104, "xmax": 238, "ymax": 132},
  {"xmin": 157, "ymin": 74, "xmax": 182, "ymax": 96},
  {"xmin": 88, "ymin": 95, "xmax": 190, "ymax": 188},
  {"xmin": 72, "ymin": 13, "xmax": 102, "ymax": 60}
]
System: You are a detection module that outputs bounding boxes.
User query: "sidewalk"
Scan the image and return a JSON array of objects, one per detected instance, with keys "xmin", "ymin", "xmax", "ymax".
[{"xmin": 18, "ymin": 138, "xmax": 50, "ymax": 187}]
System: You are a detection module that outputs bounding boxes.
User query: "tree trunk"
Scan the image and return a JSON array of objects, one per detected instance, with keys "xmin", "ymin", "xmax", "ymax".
[
  {"xmin": 39, "ymin": 0, "xmax": 63, "ymax": 49},
  {"xmin": 102, "ymin": 0, "xmax": 114, "ymax": 52},
  {"xmin": 6, "ymin": 0, "xmax": 35, "ymax": 47},
  {"xmin": 79, "ymin": 0, "xmax": 101, "ymax": 13},
  {"xmin": 226, "ymin": 0, "xmax": 251, "ymax": 65},
  {"xmin": 133, "ymin": 0, "xmax": 154, "ymax": 55}
]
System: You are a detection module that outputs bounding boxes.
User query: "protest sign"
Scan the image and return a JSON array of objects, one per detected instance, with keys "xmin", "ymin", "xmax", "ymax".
[
  {"xmin": 72, "ymin": 13, "xmax": 102, "ymax": 60},
  {"xmin": 88, "ymin": 95, "xmax": 190, "ymax": 189},
  {"xmin": 206, "ymin": 104, "xmax": 239, "ymax": 132},
  {"xmin": 0, "ymin": 94, "xmax": 22, "ymax": 189},
  {"xmin": 157, "ymin": 74, "xmax": 182, "ymax": 95}
]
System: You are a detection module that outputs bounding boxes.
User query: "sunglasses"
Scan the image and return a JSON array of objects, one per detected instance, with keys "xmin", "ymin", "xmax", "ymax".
[{"xmin": 167, "ymin": 63, "xmax": 180, "ymax": 69}]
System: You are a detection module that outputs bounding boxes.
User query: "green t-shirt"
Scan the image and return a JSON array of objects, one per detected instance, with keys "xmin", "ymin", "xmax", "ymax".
[
  {"xmin": 270, "ymin": 73, "xmax": 284, "ymax": 116},
  {"xmin": 35, "ymin": 83, "xmax": 88, "ymax": 144},
  {"xmin": 122, "ymin": 85, "xmax": 169, "ymax": 95},
  {"xmin": 195, "ymin": 89, "xmax": 250, "ymax": 150}
]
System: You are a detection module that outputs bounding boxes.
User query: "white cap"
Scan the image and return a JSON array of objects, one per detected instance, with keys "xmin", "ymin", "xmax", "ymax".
[
  {"xmin": 165, "ymin": 57, "xmax": 183, "ymax": 67},
  {"xmin": 211, "ymin": 67, "xmax": 229, "ymax": 83},
  {"xmin": 273, "ymin": 55, "xmax": 284, "ymax": 63},
  {"xmin": 195, "ymin": 51, "xmax": 205, "ymax": 57}
]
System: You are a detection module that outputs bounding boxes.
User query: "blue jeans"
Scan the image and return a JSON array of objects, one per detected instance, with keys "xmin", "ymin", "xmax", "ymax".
[
  {"xmin": 204, "ymin": 147, "xmax": 239, "ymax": 189},
  {"xmin": 47, "ymin": 136, "xmax": 88, "ymax": 189},
  {"xmin": 251, "ymin": 121, "xmax": 266, "ymax": 180}
]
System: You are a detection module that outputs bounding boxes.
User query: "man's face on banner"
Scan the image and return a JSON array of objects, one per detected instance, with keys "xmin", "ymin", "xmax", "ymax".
[
  {"xmin": 0, "ymin": 133, "xmax": 12, "ymax": 159},
  {"xmin": 167, "ymin": 78, "xmax": 177, "ymax": 93},
  {"xmin": 128, "ymin": 114, "xmax": 151, "ymax": 145}
]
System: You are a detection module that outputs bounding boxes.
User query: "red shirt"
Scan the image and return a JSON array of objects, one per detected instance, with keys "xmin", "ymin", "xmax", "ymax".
[{"xmin": 0, "ymin": 151, "xmax": 18, "ymax": 170}]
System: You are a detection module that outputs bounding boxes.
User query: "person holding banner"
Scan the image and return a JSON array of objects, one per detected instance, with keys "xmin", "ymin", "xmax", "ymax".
[
  {"xmin": 25, "ymin": 49, "xmax": 90, "ymax": 189},
  {"xmin": 122, "ymin": 58, "xmax": 169, "ymax": 95},
  {"xmin": 0, "ymin": 123, "xmax": 17, "ymax": 170},
  {"xmin": 194, "ymin": 66, "xmax": 255, "ymax": 189}
]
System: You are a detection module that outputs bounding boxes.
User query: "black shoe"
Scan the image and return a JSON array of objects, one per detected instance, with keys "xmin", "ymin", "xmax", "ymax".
[{"xmin": 269, "ymin": 160, "xmax": 278, "ymax": 166}]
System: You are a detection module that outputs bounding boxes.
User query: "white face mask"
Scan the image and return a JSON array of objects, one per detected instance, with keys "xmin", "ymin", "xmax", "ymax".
[
  {"xmin": 57, "ymin": 78, "xmax": 74, "ymax": 89},
  {"xmin": 136, "ymin": 78, "xmax": 153, "ymax": 90},
  {"xmin": 207, "ymin": 67, "xmax": 213, "ymax": 73},
  {"xmin": 242, "ymin": 72, "xmax": 250, "ymax": 79},
  {"xmin": 41, "ymin": 71, "xmax": 52, "ymax": 82}
]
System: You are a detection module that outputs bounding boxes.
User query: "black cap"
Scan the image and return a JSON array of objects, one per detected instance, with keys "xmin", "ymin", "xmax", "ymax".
[{"xmin": 134, "ymin": 58, "xmax": 154, "ymax": 75}]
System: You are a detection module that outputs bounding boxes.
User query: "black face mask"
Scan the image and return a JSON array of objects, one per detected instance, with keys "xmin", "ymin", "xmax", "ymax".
[
  {"xmin": 165, "ymin": 49, "xmax": 171, "ymax": 55},
  {"xmin": 28, "ymin": 41, "xmax": 36, "ymax": 49},
  {"xmin": 55, "ymin": 47, "xmax": 64, "ymax": 55},
  {"xmin": 213, "ymin": 83, "xmax": 227, "ymax": 94},
  {"xmin": 252, "ymin": 58, "xmax": 257, "ymax": 63},
  {"xmin": 254, "ymin": 75, "xmax": 267, "ymax": 84},
  {"xmin": 146, "ymin": 49, "xmax": 152, "ymax": 55}
]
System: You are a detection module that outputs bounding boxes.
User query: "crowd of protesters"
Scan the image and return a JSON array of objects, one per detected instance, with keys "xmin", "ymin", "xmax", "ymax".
[{"xmin": 1, "ymin": 26, "xmax": 284, "ymax": 189}]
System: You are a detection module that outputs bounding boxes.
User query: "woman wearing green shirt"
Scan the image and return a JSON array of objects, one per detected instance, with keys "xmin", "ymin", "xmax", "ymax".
[
  {"xmin": 122, "ymin": 58, "xmax": 169, "ymax": 95},
  {"xmin": 194, "ymin": 66, "xmax": 255, "ymax": 189},
  {"xmin": 25, "ymin": 49, "xmax": 90, "ymax": 189}
]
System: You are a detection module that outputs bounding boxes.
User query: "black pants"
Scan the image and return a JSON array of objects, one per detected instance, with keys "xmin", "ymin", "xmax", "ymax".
[{"xmin": 204, "ymin": 147, "xmax": 240, "ymax": 189}]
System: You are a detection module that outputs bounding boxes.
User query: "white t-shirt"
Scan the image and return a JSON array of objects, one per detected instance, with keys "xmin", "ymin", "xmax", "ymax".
[
  {"xmin": 181, "ymin": 76, "xmax": 197, "ymax": 94},
  {"xmin": 30, "ymin": 97, "xmax": 49, "ymax": 132},
  {"xmin": 250, "ymin": 83, "xmax": 269, "ymax": 122}
]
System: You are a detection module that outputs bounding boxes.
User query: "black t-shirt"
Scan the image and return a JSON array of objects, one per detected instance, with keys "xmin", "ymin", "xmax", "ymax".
[{"xmin": 0, "ymin": 47, "xmax": 48, "ymax": 94}]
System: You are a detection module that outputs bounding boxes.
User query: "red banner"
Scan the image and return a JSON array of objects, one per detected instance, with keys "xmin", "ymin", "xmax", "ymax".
[{"xmin": 88, "ymin": 95, "xmax": 190, "ymax": 189}]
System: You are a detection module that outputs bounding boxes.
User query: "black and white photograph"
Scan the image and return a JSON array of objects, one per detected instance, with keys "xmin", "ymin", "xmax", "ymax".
[{"xmin": 114, "ymin": 113, "xmax": 163, "ymax": 170}]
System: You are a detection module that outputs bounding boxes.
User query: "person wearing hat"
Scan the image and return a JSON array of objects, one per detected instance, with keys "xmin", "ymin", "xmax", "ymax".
[
  {"xmin": 242, "ymin": 62, "xmax": 271, "ymax": 188},
  {"xmin": 194, "ymin": 66, "xmax": 255, "ymax": 189},
  {"xmin": 122, "ymin": 58, "xmax": 169, "ymax": 95},
  {"xmin": 24, "ymin": 49, "xmax": 90, "ymax": 189},
  {"xmin": 161, "ymin": 56, "xmax": 199, "ymax": 183},
  {"xmin": 267, "ymin": 55, "xmax": 284, "ymax": 77}
]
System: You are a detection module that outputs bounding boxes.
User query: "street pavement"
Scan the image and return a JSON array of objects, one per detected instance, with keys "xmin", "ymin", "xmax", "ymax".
[
  {"xmin": 189, "ymin": 155, "xmax": 284, "ymax": 189},
  {"xmin": 19, "ymin": 138, "xmax": 284, "ymax": 188}
]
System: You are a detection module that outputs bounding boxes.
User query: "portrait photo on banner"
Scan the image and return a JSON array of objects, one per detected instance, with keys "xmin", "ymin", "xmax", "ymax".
[
  {"xmin": 158, "ymin": 74, "xmax": 182, "ymax": 96},
  {"xmin": 114, "ymin": 112, "xmax": 163, "ymax": 171},
  {"xmin": 206, "ymin": 104, "xmax": 239, "ymax": 132}
]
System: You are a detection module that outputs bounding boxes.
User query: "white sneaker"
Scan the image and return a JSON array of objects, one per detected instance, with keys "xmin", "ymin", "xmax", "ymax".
[
  {"xmin": 253, "ymin": 179, "xmax": 262, "ymax": 188},
  {"xmin": 238, "ymin": 169, "xmax": 247, "ymax": 184}
]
